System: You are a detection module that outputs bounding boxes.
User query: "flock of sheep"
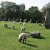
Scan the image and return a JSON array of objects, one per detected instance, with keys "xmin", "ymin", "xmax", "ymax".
[{"xmin": 3, "ymin": 20, "xmax": 41, "ymax": 44}]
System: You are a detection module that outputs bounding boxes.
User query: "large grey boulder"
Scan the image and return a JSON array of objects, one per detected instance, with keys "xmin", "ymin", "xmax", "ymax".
[
  {"xmin": 30, "ymin": 31, "xmax": 40, "ymax": 38},
  {"xmin": 45, "ymin": 11, "xmax": 50, "ymax": 29},
  {"xmin": 12, "ymin": 25, "xmax": 15, "ymax": 29}
]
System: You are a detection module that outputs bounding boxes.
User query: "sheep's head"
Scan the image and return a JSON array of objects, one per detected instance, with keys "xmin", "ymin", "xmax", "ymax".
[{"xmin": 21, "ymin": 27, "xmax": 25, "ymax": 32}]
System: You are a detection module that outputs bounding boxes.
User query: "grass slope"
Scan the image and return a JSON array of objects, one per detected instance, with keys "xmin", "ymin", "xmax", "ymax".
[{"xmin": 0, "ymin": 21, "xmax": 50, "ymax": 50}]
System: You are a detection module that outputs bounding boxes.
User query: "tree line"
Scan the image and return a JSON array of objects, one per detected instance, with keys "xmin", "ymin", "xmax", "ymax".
[{"xmin": 0, "ymin": 1, "xmax": 50, "ymax": 23}]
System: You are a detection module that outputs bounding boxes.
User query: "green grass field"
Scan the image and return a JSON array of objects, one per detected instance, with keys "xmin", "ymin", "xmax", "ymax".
[{"xmin": 0, "ymin": 21, "xmax": 50, "ymax": 50}]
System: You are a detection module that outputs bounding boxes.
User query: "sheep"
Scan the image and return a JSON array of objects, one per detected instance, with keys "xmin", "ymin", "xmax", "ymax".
[
  {"xmin": 4, "ymin": 23, "xmax": 8, "ymax": 28},
  {"xmin": 19, "ymin": 18, "xmax": 22, "ymax": 24},
  {"xmin": 13, "ymin": 21, "xmax": 16, "ymax": 24},
  {"xmin": 38, "ymin": 23, "xmax": 44, "ymax": 26},
  {"xmin": 23, "ymin": 19, "xmax": 27, "ymax": 22},
  {"xmin": 28, "ymin": 19, "xmax": 32, "ymax": 23},
  {"xmin": 19, "ymin": 22, "xmax": 22, "ymax": 24},
  {"xmin": 23, "ymin": 22, "xmax": 26, "ymax": 26},
  {"xmin": 12, "ymin": 24, "xmax": 15, "ymax": 29},
  {"xmin": 11, "ymin": 21, "xmax": 16, "ymax": 29},
  {"xmin": 18, "ymin": 33, "xmax": 27, "ymax": 43},
  {"xmin": 21, "ymin": 26, "xmax": 25, "ymax": 32}
]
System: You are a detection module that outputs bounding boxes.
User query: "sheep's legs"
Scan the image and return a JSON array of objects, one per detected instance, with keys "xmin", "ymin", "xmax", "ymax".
[
  {"xmin": 23, "ymin": 39, "xmax": 24, "ymax": 43},
  {"xmin": 25, "ymin": 39, "xmax": 26, "ymax": 43},
  {"xmin": 23, "ymin": 39, "xmax": 26, "ymax": 43},
  {"xmin": 19, "ymin": 39, "xmax": 22, "ymax": 42}
]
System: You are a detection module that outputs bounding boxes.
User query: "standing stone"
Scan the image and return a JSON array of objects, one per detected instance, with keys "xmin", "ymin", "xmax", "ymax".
[
  {"xmin": 23, "ymin": 22, "xmax": 26, "ymax": 26},
  {"xmin": 23, "ymin": 19, "xmax": 27, "ymax": 22},
  {"xmin": 30, "ymin": 19, "xmax": 32, "ymax": 23},
  {"xmin": 13, "ymin": 18, "xmax": 15, "ymax": 21},
  {"xmin": 28, "ymin": 19, "xmax": 32, "ymax": 23},
  {"xmin": 45, "ymin": 11, "xmax": 50, "ymax": 29},
  {"xmin": 19, "ymin": 18, "xmax": 22, "ymax": 24},
  {"xmin": 23, "ymin": 19, "xmax": 27, "ymax": 26},
  {"xmin": 15, "ymin": 19, "xmax": 17, "ymax": 22},
  {"xmin": 36, "ymin": 21, "xmax": 38, "ymax": 24},
  {"xmin": 20, "ymin": 18, "xmax": 22, "ymax": 22},
  {"xmin": 8, "ymin": 18, "xmax": 10, "ymax": 21},
  {"xmin": 30, "ymin": 31, "xmax": 40, "ymax": 38},
  {"xmin": 13, "ymin": 21, "xmax": 16, "ymax": 24},
  {"xmin": 3, "ymin": 18, "xmax": 6, "ymax": 22}
]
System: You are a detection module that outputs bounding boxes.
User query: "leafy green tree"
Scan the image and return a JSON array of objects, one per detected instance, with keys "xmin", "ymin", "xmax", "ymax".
[
  {"xmin": 28, "ymin": 6, "xmax": 43, "ymax": 22},
  {"xmin": 0, "ymin": 1, "xmax": 43, "ymax": 22},
  {"xmin": 42, "ymin": 2, "xmax": 50, "ymax": 15}
]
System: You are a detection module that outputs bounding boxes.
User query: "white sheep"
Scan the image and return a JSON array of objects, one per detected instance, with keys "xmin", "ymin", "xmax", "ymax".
[
  {"xmin": 19, "ymin": 22, "xmax": 22, "ymax": 24},
  {"xmin": 13, "ymin": 21, "xmax": 16, "ymax": 24},
  {"xmin": 18, "ymin": 33, "xmax": 27, "ymax": 43},
  {"xmin": 4, "ymin": 23, "xmax": 8, "ymax": 28},
  {"xmin": 21, "ymin": 26, "xmax": 25, "ymax": 32},
  {"xmin": 23, "ymin": 22, "xmax": 26, "ymax": 26},
  {"xmin": 12, "ymin": 24, "xmax": 15, "ymax": 29}
]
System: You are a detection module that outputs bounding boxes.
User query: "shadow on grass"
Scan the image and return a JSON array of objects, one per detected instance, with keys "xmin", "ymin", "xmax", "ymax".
[
  {"xmin": 25, "ymin": 32, "xmax": 30, "ymax": 33},
  {"xmin": 8, "ymin": 27, "xmax": 11, "ymax": 29},
  {"xmin": 14, "ymin": 28, "xmax": 18, "ymax": 30},
  {"xmin": 35, "ymin": 36, "xmax": 45, "ymax": 39},
  {"xmin": 24, "ymin": 43, "xmax": 38, "ymax": 48},
  {"xmin": 7, "ymin": 27, "xmax": 18, "ymax": 30}
]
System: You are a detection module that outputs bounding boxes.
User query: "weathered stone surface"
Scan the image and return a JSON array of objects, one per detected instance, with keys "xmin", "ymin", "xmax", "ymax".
[
  {"xmin": 20, "ymin": 18, "xmax": 22, "ymax": 22},
  {"xmin": 45, "ymin": 11, "xmax": 50, "ymax": 29},
  {"xmin": 23, "ymin": 19, "xmax": 27, "ymax": 22},
  {"xmin": 23, "ymin": 22, "xmax": 26, "ymax": 26},
  {"xmin": 30, "ymin": 31, "xmax": 40, "ymax": 38}
]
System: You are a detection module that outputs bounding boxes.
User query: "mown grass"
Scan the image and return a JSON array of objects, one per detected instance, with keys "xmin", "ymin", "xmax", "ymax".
[{"xmin": 0, "ymin": 21, "xmax": 50, "ymax": 50}]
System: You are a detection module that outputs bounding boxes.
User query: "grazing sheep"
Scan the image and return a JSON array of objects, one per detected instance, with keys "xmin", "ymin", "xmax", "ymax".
[
  {"xmin": 23, "ymin": 22, "xmax": 26, "ymax": 26},
  {"xmin": 23, "ymin": 19, "xmax": 27, "ymax": 22},
  {"xmin": 19, "ymin": 22, "xmax": 22, "ymax": 24},
  {"xmin": 30, "ymin": 31, "xmax": 40, "ymax": 38},
  {"xmin": 18, "ymin": 33, "xmax": 27, "ymax": 43},
  {"xmin": 21, "ymin": 26, "xmax": 25, "ymax": 32},
  {"xmin": 12, "ymin": 24, "xmax": 15, "ymax": 29},
  {"xmin": 13, "ymin": 21, "xmax": 16, "ymax": 24},
  {"xmin": 38, "ymin": 23, "xmax": 44, "ymax": 26},
  {"xmin": 4, "ymin": 23, "xmax": 8, "ymax": 28}
]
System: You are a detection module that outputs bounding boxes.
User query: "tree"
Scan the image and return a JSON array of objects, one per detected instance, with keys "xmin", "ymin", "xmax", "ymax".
[
  {"xmin": 0, "ymin": 1, "xmax": 25, "ymax": 20},
  {"xmin": 0, "ymin": 8, "xmax": 5, "ymax": 19},
  {"xmin": 42, "ymin": 2, "xmax": 50, "ymax": 15},
  {"xmin": 20, "ymin": 4, "xmax": 25, "ymax": 11},
  {"xmin": 0, "ymin": 1, "xmax": 43, "ymax": 22},
  {"xmin": 28, "ymin": 6, "xmax": 43, "ymax": 23},
  {"xmin": 0, "ymin": 1, "xmax": 16, "ymax": 20}
]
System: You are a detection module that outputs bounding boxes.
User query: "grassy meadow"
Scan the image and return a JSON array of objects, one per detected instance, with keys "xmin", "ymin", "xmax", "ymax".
[{"xmin": 0, "ymin": 21, "xmax": 50, "ymax": 50}]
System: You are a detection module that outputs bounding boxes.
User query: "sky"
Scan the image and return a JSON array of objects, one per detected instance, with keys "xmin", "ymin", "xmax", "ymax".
[{"xmin": 0, "ymin": 0, "xmax": 50, "ymax": 10}]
